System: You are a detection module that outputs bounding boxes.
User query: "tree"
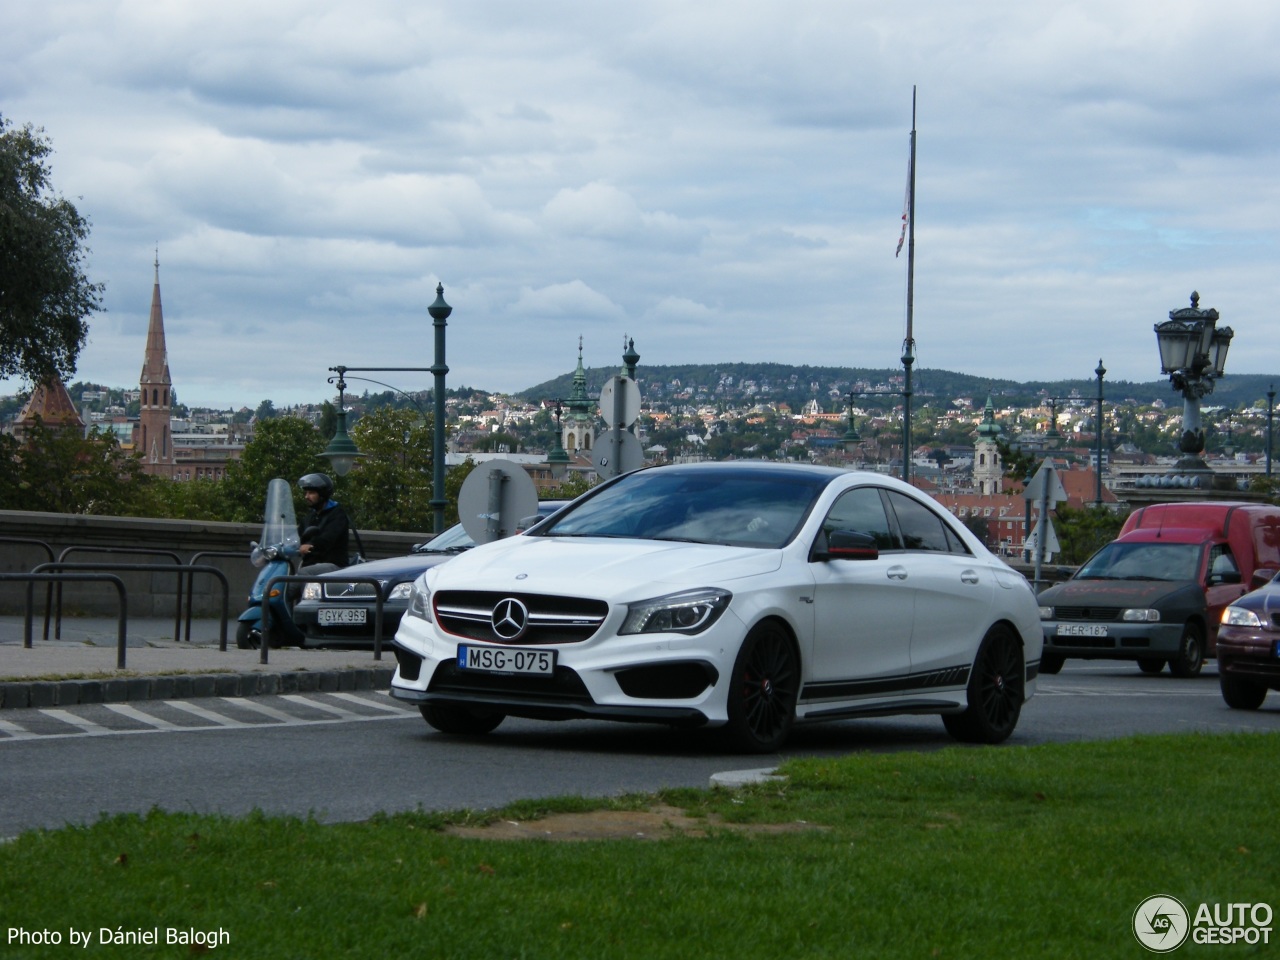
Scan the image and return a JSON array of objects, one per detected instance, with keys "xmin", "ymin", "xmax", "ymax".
[
  {"xmin": 2, "ymin": 418, "xmax": 150, "ymax": 515},
  {"xmin": 0, "ymin": 115, "xmax": 104, "ymax": 384},
  {"xmin": 217, "ymin": 416, "xmax": 326, "ymax": 523},
  {"xmin": 341, "ymin": 407, "xmax": 435, "ymax": 534},
  {"xmin": 1053, "ymin": 505, "xmax": 1129, "ymax": 565}
]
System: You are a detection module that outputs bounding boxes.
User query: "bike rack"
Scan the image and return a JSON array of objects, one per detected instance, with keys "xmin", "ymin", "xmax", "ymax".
[
  {"xmin": 0, "ymin": 537, "xmax": 56, "ymax": 640},
  {"xmin": 33, "ymin": 562, "xmax": 230, "ymax": 651},
  {"xmin": 55, "ymin": 546, "xmax": 184, "ymax": 641},
  {"xmin": 186, "ymin": 551, "xmax": 246, "ymax": 643},
  {"xmin": 259, "ymin": 573, "xmax": 388, "ymax": 665},
  {"xmin": 0, "ymin": 573, "xmax": 128, "ymax": 668}
]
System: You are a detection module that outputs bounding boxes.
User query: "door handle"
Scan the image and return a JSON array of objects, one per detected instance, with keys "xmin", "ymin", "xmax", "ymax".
[
  {"xmin": 887, "ymin": 565, "xmax": 908, "ymax": 581},
  {"xmin": 961, "ymin": 570, "xmax": 980, "ymax": 584}
]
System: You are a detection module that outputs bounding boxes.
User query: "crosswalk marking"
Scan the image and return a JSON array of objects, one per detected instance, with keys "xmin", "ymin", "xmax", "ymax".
[
  {"xmin": 103, "ymin": 702, "xmax": 182, "ymax": 729},
  {"xmin": 167, "ymin": 700, "xmax": 242, "ymax": 726},
  {"xmin": 42, "ymin": 709, "xmax": 113, "ymax": 736},
  {"xmin": 0, "ymin": 692, "xmax": 414, "ymax": 743},
  {"xmin": 279, "ymin": 694, "xmax": 363, "ymax": 718}
]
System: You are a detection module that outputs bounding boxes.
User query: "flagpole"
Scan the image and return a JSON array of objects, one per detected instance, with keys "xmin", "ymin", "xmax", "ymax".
[{"xmin": 901, "ymin": 86, "xmax": 917, "ymax": 485}]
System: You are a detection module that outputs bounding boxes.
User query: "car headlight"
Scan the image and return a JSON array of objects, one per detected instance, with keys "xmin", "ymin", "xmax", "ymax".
[
  {"xmin": 1121, "ymin": 608, "xmax": 1161, "ymax": 622},
  {"xmin": 301, "ymin": 582, "xmax": 322, "ymax": 602},
  {"xmin": 1039, "ymin": 605, "xmax": 1054, "ymax": 620},
  {"xmin": 1222, "ymin": 606, "xmax": 1263, "ymax": 628},
  {"xmin": 405, "ymin": 576, "xmax": 433, "ymax": 622},
  {"xmin": 387, "ymin": 582, "xmax": 414, "ymax": 602},
  {"xmin": 619, "ymin": 588, "xmax": 731, "ymax": 636}
]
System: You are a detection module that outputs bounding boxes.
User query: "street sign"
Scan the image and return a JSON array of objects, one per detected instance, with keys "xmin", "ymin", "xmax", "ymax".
[
  {"xmin": 1023, "ymin": 461, "xmax": 1068, "ymax": 505},
  {"xmin": 457, "ymin": 459, "xmax": 540, "ymax": 544},
  {"xmin": 594, "ymin": 429, "xmax": 643, "ymax": 479},
  {"xmin": 1025, "ymin": 518, "xmax": 1061, "ymax": 559},
  {"xmin": 598, "ymin": 375, "xmax": 641, "ymax": 428}
]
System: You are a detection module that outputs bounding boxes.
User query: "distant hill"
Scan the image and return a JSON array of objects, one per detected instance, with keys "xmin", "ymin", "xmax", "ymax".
[{"xmin": 519, "ymin": 362, "xmax": 1278, "ymax": 412}]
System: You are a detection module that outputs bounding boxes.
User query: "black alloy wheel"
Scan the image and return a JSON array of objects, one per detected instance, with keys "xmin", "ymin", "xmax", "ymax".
[
  {"xmin": 943, "ymin": 626, "xmax": 1024, "ymax": 744},
  {"xmin": 725, "ymin": 622, "xmax": 799, "ymax": 754},
  {"xmin": 420, "ymin": 702, "xmax": 506, "ymax": 735},
  {"xmin": 1168, "ymin": 623, "xmax": 1205, "ymax": 678}
]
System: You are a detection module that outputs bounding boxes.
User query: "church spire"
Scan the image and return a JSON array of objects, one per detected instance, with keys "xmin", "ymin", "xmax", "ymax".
[{"xmin": 137, "ymin": 255, "xmax": 175, "ymax": 477}]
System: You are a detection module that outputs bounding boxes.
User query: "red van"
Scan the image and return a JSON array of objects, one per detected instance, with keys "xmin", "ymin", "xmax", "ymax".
[{"xmin": 1037, "ymin": 502, "xmax": 1280, "ymax": 677}]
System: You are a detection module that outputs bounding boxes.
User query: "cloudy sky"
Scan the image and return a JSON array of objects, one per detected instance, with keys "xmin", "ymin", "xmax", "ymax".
[{"xmin": 3, "ymin": 0, "xmax": 1279, "ymax": 409}]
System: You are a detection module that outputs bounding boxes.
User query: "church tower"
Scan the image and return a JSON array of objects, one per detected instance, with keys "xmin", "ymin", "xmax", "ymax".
[
  {"xmin": 137, "ymin": 256, "xmax": 176, "ymax": 478},
  {"xmin": 562, "ymin": 337, "xmax": 595, "ymax": 454},
  {"xmin": 973, "ymin": 396, "xmax": 1003, "ymax": 495}
]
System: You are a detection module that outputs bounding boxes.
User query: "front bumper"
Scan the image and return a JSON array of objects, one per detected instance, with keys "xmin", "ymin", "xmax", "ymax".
[
  {"xmin": 1041, "ymin": 621, "xmax": 1184, "ymax": 659},
  {"xmin": 1216, "ymin": 626, "xmax": 1280, "ymax": 688},
  {"xmin": 292, "ymin": 603, "xmax": 405, "ymax": 646}
]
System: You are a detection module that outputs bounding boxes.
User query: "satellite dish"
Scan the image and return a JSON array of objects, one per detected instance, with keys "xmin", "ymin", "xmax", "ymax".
[{"xmin": 457, "ymin": 460, "xmax": 540, "ymax": 544}]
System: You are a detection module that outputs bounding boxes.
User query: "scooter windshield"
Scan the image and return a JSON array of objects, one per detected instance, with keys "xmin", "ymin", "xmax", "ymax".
[{"xmin": 260, "ymin": 478, "xmax": 300, "ymax": 549}]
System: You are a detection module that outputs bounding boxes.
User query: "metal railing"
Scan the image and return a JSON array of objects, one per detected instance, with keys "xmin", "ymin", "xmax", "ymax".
[
  {"xmin": 32, "ymin": 562, "xmax": 231, "ymax": 650},
  {"xmin": 54, "ymin": 546, "xmax": 185, "ymax": 641},
  {"xmin": 0, "ymin": 537, "xmax": 56, "ymax": 639},
  {"xmin": 0, "ymin": 573, "xmax": 129, "ymax": 668}
]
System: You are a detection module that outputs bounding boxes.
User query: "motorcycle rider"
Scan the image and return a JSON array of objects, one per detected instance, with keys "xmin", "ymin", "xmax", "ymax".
[{"xmin": 297, "ymin": 473, "xmax": 349, "ymax": 573}]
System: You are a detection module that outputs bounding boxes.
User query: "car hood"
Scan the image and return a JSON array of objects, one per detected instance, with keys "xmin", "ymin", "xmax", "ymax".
[
  {"xmin": 427, "ymin": 536, "xmax": 784, "ymax": 597},
  {"xmin": 1039, "ymin": 578, "xmax": 1199, "ymax": 608},
  {"xmin": 316, "ymin": 551, "xmax": 456, "ymax": 582},
  {"xmin": 1230, "ymin": 583, "xmax": 1280, "ymax": 613}
]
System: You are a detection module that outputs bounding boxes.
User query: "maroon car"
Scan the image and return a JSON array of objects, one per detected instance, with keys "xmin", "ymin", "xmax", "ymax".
[{"xmin": 1217, "ymin": 574, "xmax": 1280, "ymax": 709}]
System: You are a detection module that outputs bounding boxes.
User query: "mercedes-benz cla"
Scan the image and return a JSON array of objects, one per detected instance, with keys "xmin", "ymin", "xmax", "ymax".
[{"xmin": 390, "ymin": 461, "xmax": 1043, "ymax": 752}]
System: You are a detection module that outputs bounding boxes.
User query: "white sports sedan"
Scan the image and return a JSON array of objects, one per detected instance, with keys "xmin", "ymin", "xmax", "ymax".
[{"xmin": 390, "ymin": 461, "xmax": 1043, "ymax": 752}]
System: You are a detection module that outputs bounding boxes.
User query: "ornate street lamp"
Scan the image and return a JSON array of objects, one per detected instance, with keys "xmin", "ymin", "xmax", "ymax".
[
  {"xmin": 547, "ymin": 400, "xmax": 570, "ymax": 480},
  {"xmin": 320, "ymin": 367, "xmax": 364, "ymax": 477},
  {"xmin": 843, "ymin": 389, "xmax": 862, "ymax": 454},
  {"xmin": 1153, "ymin": 291, "xmax": 1233, "ymax": 479}
]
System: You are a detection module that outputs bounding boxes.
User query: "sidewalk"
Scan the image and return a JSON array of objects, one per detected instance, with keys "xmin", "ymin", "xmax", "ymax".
[{"xmin": 0, "ymin": 616, "xmax": 396, "ymax": 709}]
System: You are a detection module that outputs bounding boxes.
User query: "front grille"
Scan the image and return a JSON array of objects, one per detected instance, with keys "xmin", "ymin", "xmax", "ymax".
[
  {"xmin": 1054, "ymin": 606, "xmax": 1121, "ymax": 622},
  {"xmin": 428, "ymin": 660, "xmax": 593, "ymax": 704},
  {"xmin": 322, "ymin": 580, "xmax": 381, "ymax": 600},
  {"xmin": 434, "ymin": 590, "xmax": 609, "ymax": 644}
]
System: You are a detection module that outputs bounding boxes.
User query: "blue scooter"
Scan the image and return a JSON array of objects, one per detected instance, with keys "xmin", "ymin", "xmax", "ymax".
[{"xmin": 236, "ymin": 478, "xmax": 308, "ymax": 649}]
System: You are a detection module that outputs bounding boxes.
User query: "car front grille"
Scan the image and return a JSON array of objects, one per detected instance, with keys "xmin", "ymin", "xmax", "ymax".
[
  {"xmin": 321, "ymin": 580, "xmax": 381, "ymax": 600},
  {"xmin": 1053, "ymin": 606, "xmax": 1121, "ymax": 622},
  {"xmin": 427, "ymin": 659, "xmax": 593, "ymax": 704},
  {"xmin": 433, "ymin": 590, "xmax": 609, "ymax": 644}
]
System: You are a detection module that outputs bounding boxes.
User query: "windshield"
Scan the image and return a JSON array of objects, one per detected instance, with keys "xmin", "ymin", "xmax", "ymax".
[
  {"xmin": 1075, "ymin": 542, "xmax": 1202, "ymax": 582},
  {"xmin": 535, "ymin": 467, "xmax": 828, "ymax": 548},
  {"xmin": 417, "ymin": 523, "xmax": 475, "ymax": 553}
]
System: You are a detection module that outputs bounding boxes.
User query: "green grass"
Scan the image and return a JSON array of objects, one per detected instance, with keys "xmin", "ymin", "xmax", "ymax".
[{"xmin": 2, "ymin": 733, "xmax": 1276, "ymax": 959}]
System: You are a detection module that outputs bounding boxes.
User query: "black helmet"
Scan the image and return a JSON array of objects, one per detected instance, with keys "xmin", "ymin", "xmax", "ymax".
[{"xmin": 298, "ymin": 472, "xmax": 334, "ymax": 500}]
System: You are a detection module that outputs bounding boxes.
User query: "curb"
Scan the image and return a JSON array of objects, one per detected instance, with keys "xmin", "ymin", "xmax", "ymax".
[{"xmin": 0, "ymin": 667, "xmax": 396, "ymax": 710}]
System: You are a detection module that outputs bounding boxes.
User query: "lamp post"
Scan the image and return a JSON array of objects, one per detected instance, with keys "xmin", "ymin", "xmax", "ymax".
[
  {"xmin": 843, "ymin": 389, "xmax": 862, "ymax": 454},
  {"xmin": 1153, "ymin": 291, "xmax": 1233, "ymax": 483},
  {"xmin": 319, "ymin": 368, "xmax": 363, "ymax": 477},
  {"xmin": 319, "ymin": 283, "xmax": 454, "ymax": 534},
  {"xmin": 1094, "ymin": 359, "xmax": 1105, "ymax": 507},
  {"xmin": 428, "ymin": 285, "xmax": 452, "ymax": 535},
  {"xmin": 1267, "ymin": 385, "xmax": 1275, "ymax": 480},
  {"xmin": 547, "ymin": 400, "xmax": 570, "ymax": 480}
]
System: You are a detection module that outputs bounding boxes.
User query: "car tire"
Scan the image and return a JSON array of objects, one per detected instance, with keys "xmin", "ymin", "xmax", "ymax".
[
  {"xmin": 1167, "ymin": 624, "xmax": 1204, "ymax": 678},
  {"xmin": 724, "ymin": 622, "xmax": 799, "ymax": 754},
  {"xmin": 420, "ymin": 702, "xmax": 505, "ymax": 735},
  {"xmin": 1039, "ymin": 651, "xmax": 1064, "ymax": 675},
  {"xmin": 1137, "ymin": 659, "xmax": 1166, "ymax": 675},
  {"xmin": 943, "ymin": 626, "xmax": 1024, "ymax": 745},
  {"xmin": 1220, "ymin": 674, "xmax": 1268, "ymax": 710},
  {"xmin": 236, "ymin": 621, "xmax": 260, "ymax": 650}
]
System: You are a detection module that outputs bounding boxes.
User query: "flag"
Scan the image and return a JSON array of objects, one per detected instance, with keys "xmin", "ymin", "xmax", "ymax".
[{"xmin": 895, "ymin": 153, "xmax": 912, "ymax": 257}]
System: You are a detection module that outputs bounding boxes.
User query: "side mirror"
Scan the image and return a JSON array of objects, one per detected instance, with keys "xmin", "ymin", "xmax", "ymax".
[
  {"xmin": 1251, "ymin": 568, "xmax": 1277, "ymax": 590},
  {"xmin": 815, "ymin": 530, "xmax": 879, "ymax": 562}
]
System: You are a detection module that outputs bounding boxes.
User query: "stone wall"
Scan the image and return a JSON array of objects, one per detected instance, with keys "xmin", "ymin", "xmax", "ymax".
[{"xmin": 0, "ymin": 510, "xmax": 428, "ymax": 618}]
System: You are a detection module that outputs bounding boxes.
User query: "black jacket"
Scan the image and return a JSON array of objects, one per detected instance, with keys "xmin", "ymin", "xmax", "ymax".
[{"xmin": 300, "ymin": 500, "xmax": 350, "ymax": 568}]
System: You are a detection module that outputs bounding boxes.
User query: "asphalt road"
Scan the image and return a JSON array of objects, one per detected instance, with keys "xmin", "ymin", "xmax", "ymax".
[{"xmin": 1, "ymin": 661, "xmax": 1276, "ymax": 838}]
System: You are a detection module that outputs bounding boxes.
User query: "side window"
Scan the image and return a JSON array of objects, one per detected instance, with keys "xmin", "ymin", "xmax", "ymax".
[
  {"xmin": 1209, "ymin": 545, "xmax": 1239, "ymax": 579},
  {"xmin": 823, "ymin": 487, "xmax": 899, "ymax": 550},
  {"xmin": 886, "ymin": 491, "xmax": 966, "ymax": 554}
]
